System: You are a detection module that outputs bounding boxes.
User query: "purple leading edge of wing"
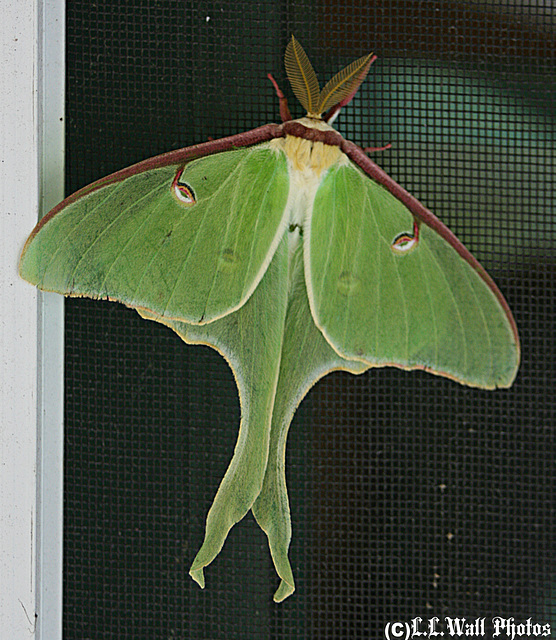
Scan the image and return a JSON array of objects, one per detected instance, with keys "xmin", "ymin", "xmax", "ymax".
[
  {"xmin": 24, "ymin": 123, "xmax": 285, "ymax": 250},
  {"xmin": 27, "ymin": 116, "xmax": 518, "ymax": 352}
]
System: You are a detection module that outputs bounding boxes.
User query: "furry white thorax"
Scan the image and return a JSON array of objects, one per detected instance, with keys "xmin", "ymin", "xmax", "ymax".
[{"xmin": 269, "ymin": 118, "xmax": 348, "ymax": 235}]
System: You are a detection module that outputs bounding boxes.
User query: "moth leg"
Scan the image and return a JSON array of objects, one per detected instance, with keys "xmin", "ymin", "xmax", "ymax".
[
  {"xmin": 267, "ymin": 73, "xmax": 293, "ymax": 123},
  {"xmin": 363, "ymin": 142, "xmax": 392, "ymax": 153}
]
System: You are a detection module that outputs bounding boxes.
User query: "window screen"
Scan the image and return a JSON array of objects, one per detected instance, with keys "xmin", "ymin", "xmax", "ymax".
[{"xmin": 64, "ymin": 2, "xmax": 554, "ymax": 638}]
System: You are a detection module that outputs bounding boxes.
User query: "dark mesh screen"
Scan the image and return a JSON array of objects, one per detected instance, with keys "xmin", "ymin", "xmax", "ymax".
[{"xmin": 64, "ymin": 2, "xmax": 555, "ymax": 638}]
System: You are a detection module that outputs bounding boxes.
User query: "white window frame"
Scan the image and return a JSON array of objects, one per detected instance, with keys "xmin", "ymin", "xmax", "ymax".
[{"xmin": 0, "ymin": 1, "xmax": 64, "ymax": 638}]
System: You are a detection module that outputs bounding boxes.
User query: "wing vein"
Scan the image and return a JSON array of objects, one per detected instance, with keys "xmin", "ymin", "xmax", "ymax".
[
  {"xmin": 42, "ymin": 178, "xmax": 133, "ymax": 285},
  {"xmin": 96, "ymin": 185, "xmax": 168, "ymax": 292},
  {"xmin": 316, "ymin": 167, "xmax": 337, "ymax": 312},
  {"xmin": 462, "ymin": 263, "xmax": 494, "ymax": 380},
  {"xmin": 363, "ymin": 184, "xmax": 382, "ymax": 356},
  {"xmin": 67, "ymin": 180, "xmax": 167, "ymax": 292},
  {"xmin": 201, "ymin": 149, "xmax": 258, "ymax": 316},
  {"xmin": 240, "ymin": 155, "xmax": 281, "ymax": 298},
  {"xmin": 340, "ymin": 170, "xmax": 352, "ymax": 350},
  {"xmin": 421, "ymin": 239, "xmax": 469, "ymax": 375},
  {"xmin": 159, "ymin": 151, "xmax": 249, "ymax": 317},
  {"xmin": 366, "ymin": 182, "xmax": 410, "ymax": 363},
  {"xmin": 416, "ymin": 244, "xmax": 440, "ymax": 369}
]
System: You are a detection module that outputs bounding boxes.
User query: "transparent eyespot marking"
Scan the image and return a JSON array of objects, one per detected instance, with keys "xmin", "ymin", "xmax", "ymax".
[
  {"xmin": 391, "ymin": 220, "xmax": 420, "ymax": 255},
  {"xmin": 337, "ymin": 270, "xmax": 360, "ymax": 297},
  {"xmin": 218, "ymin": 248, "xmax": 239, "ymax": 272},
  {"xmin": 172, "ymin": 167, "xmax": 196, "ymax": 205}
]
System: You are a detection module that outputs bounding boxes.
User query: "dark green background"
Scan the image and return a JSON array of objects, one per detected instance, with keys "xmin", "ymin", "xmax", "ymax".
[{"xmin": 64, "ymin": 1, "xmax": 555, "ymax": 638}]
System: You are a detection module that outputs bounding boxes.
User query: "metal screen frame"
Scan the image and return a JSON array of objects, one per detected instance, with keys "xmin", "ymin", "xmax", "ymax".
[{"xmin": 0, "ymin": 1, "xmax": 64, "ymax": 638}]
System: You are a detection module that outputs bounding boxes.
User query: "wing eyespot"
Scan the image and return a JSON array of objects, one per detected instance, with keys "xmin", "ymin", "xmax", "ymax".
[
  {"xmin": 172, "ymin": 167, "xmax": 196, "ymax": 205},
  {"xmin": 391, "ymin": 233, "xmax": 418, "ymax": 254},
  {"xmin": 391, "ymin": 220, "xmax": 420, "ymax": 255}
]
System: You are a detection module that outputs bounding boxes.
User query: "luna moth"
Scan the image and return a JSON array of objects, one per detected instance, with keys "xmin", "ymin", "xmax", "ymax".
[{"xmin": 19, "ymin": 36, "xmax": 519, "ymax": 602}]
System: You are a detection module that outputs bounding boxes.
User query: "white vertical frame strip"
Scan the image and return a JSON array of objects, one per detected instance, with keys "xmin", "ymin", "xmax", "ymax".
[
  {"xmin": 37, "ymin": 0, "xmax": 65, "ymax": 638},
  {"xmin": 0, "ymin": 0, "xmax": 64, "ymax": 638},
  {"xmin": 0, "ymin": 0, "xmax": 40, "ymax": 634}
]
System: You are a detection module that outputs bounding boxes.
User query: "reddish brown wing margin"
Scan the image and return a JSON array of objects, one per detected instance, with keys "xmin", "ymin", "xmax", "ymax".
[
  {"xmin": 22, "ymin": 123, "xmax": 285, "ymax": 253},
  {"xmin": 340, "ymin": 138, "xmax": 520, "ymax": 351}
]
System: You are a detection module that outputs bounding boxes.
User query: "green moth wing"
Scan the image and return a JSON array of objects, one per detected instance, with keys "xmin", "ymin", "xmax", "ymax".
[
  {"xmin": 138, "ymin": 235, "xmax": 292, "ymax": 595},
  {"xmin": 251, "ymin": 242, "xmax": 367, "ymax": 602},
  {"xmin": 18, "ymin": 36, "xmax": 520, "ymax": 601},
  {"xmin": 20, "ymin": 138, "xmax": 289, "ymax": 324},
  {"xmin": 306, "ymin": 160, "xmax": 519, "ymax": 388}
]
